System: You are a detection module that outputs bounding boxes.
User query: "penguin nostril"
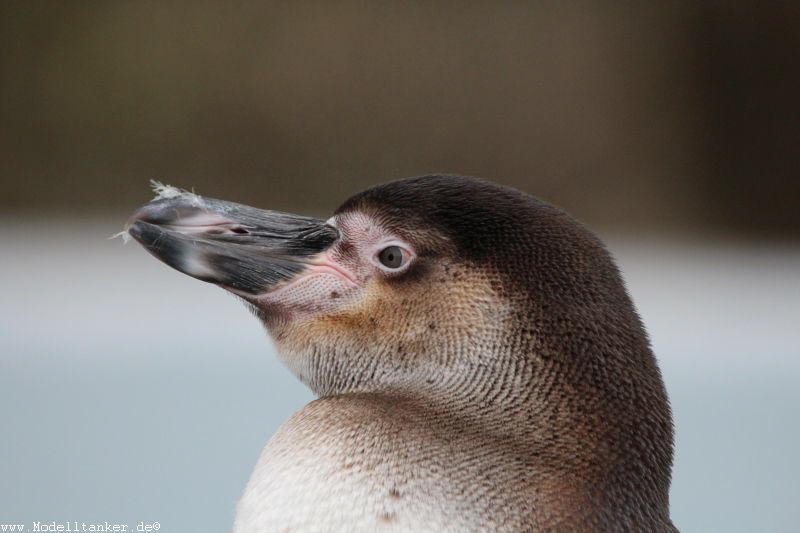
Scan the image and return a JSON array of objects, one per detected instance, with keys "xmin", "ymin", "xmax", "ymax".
[{"xmin": 230, "ymin": 227, "xmax": 249, "ymax": 235}]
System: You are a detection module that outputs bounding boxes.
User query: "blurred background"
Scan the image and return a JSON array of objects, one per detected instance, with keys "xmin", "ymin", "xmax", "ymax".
[{"xmin": 1, "ymin": 2, "xmax": 798, "ymax": 531}]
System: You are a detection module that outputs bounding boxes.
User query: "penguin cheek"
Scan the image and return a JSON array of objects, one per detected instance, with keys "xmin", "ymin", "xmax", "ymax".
[{"xmin": 252, "ymin": 271, "xmax": 362, "ymax": 328}]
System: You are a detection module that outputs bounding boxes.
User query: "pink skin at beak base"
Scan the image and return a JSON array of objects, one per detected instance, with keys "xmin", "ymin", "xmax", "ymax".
[{"xmin": 247, "ymin": 250, "xmax": 361, "ymax": 320}]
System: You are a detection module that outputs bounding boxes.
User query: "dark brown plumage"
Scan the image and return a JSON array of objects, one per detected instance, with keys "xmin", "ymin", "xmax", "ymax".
[
  {"xmin": 128, "ymin": 175, "xmax": 677, "ymax": 532},
  {"xmin": 320, "ymin": 175, "xmax": 678, "ymax": 531}
]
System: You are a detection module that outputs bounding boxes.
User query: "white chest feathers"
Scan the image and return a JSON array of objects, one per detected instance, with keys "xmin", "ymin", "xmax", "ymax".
[
  {"xmin": 233, "ymin": 438, "xmax": 444, "ymax": 533},
  {"xmin": 231, "ymin": 396, "xmax": 523, "ymax": 533}
]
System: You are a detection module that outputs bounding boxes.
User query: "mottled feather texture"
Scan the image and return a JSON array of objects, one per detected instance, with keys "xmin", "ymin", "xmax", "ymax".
[{"xmin": 235, "ymin": 175, "xmax": 676, "ymax": 532}]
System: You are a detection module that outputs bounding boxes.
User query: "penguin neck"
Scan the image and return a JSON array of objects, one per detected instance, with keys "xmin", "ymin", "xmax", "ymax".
[
  {"xmin": 284, "ymin": 309, "xmax": 673, "ymax": 520},
  {"xmin": 374, "ymin": 326, "xmax": 674, "ymax": 523},
  {"xmin": 439, "ymin": 327, "xmax": 674, "ymax": 522}
]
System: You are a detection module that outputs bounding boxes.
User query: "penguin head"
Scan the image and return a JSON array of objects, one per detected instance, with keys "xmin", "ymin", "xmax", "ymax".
[
  {"xmin": 127, "ymin": 175, "xmax": 652, "ymax": 399},
  {"xmin": 127, "ymin": 174, "xmax": 674, "ymax": 520}
]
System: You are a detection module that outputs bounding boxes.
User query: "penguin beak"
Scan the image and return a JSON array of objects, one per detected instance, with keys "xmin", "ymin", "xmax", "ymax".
[{"xmin": 125, "ymin": 191, "xmax": 339, "ymax": 295}]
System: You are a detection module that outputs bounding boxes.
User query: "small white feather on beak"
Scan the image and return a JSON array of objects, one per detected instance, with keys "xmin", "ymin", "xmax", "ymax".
[
  {"xmin": 112, "ymin": 180, "xmax": 206, "ymax": 244},
  {"xmin": 109, "ymin": 230, "xmax": 132, "ymax": 244},
  {"xmin": 149, "ymin": 180, "xmax": 205, "ymax": 207}
]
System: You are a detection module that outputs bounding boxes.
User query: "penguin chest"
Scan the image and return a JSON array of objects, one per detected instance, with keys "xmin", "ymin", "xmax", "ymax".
[
  {"xmin": 231, "ymin": 399, "xmax": 490, "ymax": 533},
  {"xmin": 233, "ymin": 448, "xmax": 418, "ymax": 532}
]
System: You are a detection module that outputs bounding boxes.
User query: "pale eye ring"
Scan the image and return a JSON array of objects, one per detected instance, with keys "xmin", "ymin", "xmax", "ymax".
[
  {"xmin": 377, "ymin": 245, "xmax": 405, "ymax": 269},
  {"xmin": 372, "ymin": 241, "xmax": 416, "ymax": 272}
]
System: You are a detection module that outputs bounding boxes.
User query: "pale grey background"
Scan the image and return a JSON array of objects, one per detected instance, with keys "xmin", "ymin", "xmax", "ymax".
[
  {"xmin": 2, "ymin": 2, "xmax": 799, "ymax": 531},
  {"xmin": 2, "ymin": 220, "xmax": 798, "ymax": 531}
]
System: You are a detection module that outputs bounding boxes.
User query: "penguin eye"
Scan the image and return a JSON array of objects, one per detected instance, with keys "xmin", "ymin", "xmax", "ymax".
[{"xmin": 377, "ymin": 245, "xmax": 406, "ymax": 270}]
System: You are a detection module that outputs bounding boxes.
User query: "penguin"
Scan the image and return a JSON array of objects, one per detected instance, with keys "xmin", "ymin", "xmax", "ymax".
[{"xmin": 126, "ymin": 175, "xmax": 677, "ymax": 532}]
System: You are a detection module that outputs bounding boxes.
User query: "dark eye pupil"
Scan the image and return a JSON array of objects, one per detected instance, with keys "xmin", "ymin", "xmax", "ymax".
[{"xmin": 379, "ymin": 246, "xmax": 404, "ymax": 269}]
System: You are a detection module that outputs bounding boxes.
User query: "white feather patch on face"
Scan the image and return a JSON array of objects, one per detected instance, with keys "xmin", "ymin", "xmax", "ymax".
[{"xmin": 331, "ymin": 212, "xmax": 416, "ymax": 268}]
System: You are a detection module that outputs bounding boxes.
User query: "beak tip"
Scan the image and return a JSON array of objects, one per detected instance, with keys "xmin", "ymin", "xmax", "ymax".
[
  {"xmin": 126, "ymin": 220, "xmax": 153, "ymax": 246},
  {"xmin": 125, "ymin": 192, "xmax": 336, "ymax": 295},
  {"xmin": 126, "ymin": 220, "xmax": 141, "ymax": 239}
]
